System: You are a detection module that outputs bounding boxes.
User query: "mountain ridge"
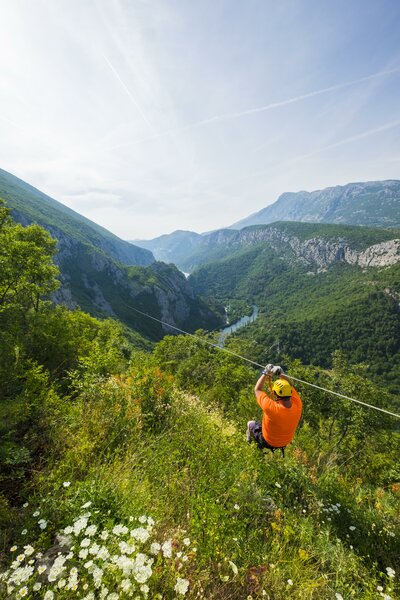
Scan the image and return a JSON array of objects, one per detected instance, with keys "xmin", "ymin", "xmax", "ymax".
[
  {"xmin": 230, "ymin": 179, "xmax": 400, "ymax": 229},
  {"xmin": 0, "ymin": 168, "xmax": 222, "ymax": 339},
  {"xmin": 133, "ymin": 180, "xmax": 400, "ymax": 267}
]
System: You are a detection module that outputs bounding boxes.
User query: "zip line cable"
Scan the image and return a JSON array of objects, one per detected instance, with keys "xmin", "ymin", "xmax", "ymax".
[{"xmin": 124, "ymin": 301, "xmax": 400, "ymax": 420}]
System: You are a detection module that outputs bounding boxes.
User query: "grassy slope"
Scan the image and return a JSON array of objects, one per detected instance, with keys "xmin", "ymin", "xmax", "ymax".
[{"xmin": 2, "ymin": 376, "xmax": 398, "ymax": 599}]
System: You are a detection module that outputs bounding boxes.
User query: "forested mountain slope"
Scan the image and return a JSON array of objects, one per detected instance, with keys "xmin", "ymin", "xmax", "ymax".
[
  {"xmin": 0, "ymin": 168, "xmax": 153, "ymax": 266},
  {"xmin": 0, "ymin": 170, "xmax": 221, "ymax": 340},
  {"xmin": 231, "ymin": 180, "xmax": 400, "ymax": 229},
  {"xmin": 189, "ymin": 223, "xmax": 400, "ymax": 391}
]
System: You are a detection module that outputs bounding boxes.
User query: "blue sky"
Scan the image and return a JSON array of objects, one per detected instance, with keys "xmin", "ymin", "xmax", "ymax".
[{"xmin": 0, "ymin": 0, "xmax": 399, "ymax": 239}]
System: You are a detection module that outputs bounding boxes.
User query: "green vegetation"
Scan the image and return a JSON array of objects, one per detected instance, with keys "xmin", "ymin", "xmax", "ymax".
[
  {"xmin": 1, "ymin": 205, "xmax": 399, "ymax": 599},
  {"xmin": 189, "ymin": 238, "xmax": 400, "ymax": 392}
]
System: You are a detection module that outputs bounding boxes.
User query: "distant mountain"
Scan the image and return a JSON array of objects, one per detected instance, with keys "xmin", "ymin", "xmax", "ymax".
[
  {"xmin": 0, "ymin": 168, "xmax": 222, "ymax": 339},
  {"xmin": 133, "ymin": 230, "xmax": 202, "ymax": 266},
  {"xmin": 230, "ymin": 180, "xmax": 400, "ymax": 229},
  {"xmin": 134, "ymin": 180, "xmax": 400, "ymax": 270}
]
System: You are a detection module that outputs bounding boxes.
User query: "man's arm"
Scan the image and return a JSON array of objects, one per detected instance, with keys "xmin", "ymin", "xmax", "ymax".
[{"xmin": 254, "ymin": 372, "xmax": 267, "ymax": 395}]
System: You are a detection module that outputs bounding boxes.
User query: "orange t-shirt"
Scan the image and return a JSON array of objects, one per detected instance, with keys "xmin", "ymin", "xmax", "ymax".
[{"xmin": 256, "ymin": 388, "xmax": 302, "ymax": 447}]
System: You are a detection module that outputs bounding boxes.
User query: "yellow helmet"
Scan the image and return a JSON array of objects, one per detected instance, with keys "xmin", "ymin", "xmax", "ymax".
[{"xmin": 272, "ymin": 379, "xmax": 292, "ymax": 398}]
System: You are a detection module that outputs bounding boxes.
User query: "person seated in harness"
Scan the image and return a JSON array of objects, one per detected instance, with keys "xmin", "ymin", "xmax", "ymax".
[{"xmin": 246, "ymin": 364, "xmax": 302, "ymax": 456}]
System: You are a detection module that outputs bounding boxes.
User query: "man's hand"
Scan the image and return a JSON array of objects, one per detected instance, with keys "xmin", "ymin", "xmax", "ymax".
[
  {"xmin": 271, "ymin": 365, "xmax": 283, "ymax": 375},
  {"xmin": 262, "ymin": 364, "xmax": 274, "ymax": 375}
]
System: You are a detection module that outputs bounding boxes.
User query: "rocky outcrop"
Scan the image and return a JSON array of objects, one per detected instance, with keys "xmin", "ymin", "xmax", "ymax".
[{"xmin": 197, "ymin": 226, "xmax": 400, "ymax": 270}]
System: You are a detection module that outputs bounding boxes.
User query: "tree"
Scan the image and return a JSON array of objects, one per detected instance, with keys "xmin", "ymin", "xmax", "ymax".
[{"xmin": 0, "ymin": 199, "xmax": 60, "ymax": 314}]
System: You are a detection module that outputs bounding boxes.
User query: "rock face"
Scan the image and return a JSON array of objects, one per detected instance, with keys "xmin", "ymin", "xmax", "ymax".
[
  {"xmin": 228, "ymin": 227, "xmax": 400, "ymax": 269},
  {"xmin": 182, "ymin": 225, "xmax": 400, "ymax": 272}
]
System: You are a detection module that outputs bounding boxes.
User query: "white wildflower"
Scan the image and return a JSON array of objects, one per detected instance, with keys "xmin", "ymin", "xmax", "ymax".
[
  {"xmin": 92, "ymin": 566, "xmax": 103, "ymax": 588},
  {"xmin": 234, "ymin": 504, "xmax": 240, "ymax": 510},
  {"xmin": 150, "ymin": 542, "xmax": 161, "ymax": 555},
  {"xmin": 100, "ymin": 530, "xmax": 109, "ymax": 541},
  {"xmin": 287, "ymin": 579, "xmax": 293, "ymax": 586},
  {"xmin": 119, "ymin": 541, "xmax": 135, "ymax": 555},
  {"xmin": 63, "ymin": 481, "xmax": 71, "ymax": 487},
  {"xmin": 107, "ymin": 594, "xmax": 119, "ymax": 600},
  {"xmin": 112, "ymin": 524, "xmax": 129, "ymax": 536},
  {"xmin": 10, "ymin": 546, "xmax": 17, "ymax": 552},
  {"xmin": 386, "ymin": 567, "xmax": 395, "ymax": 578},
  {"xmin": 73, "ymin": 517, "xmax": 88, "ymax": 535},
  {"xmin": 58, "ymin": 578, "xmax": 67, "ymax": 588},
  {"xmin": 174, "ymin": 577, "xmax": 190, "ymax": 595},
  {"xmin": 33, "ymin": 582, "xmax": 42, "ymax": 591},
  {"xmin": 47, "ymin": 555, "xmax": 67, "ymax": 582},
  {"xmin": 64, "ymin": 526, "xmax": 73, "ymax": 535},
  {"xmin": 121, "ymin": 579, "xmax": 132, "ymax": 592},
  {"xmin": 96, "ymin": 546, "xmax": 110, "ymax": 561},
  {"xmin": 147, "ymin": 517, "xmax": 154, "ymax": 527},
  {"xmin": 44, "ymin": 591, "xmax": 54, "ymax": 600},
  {"xmin": 140, "ymin": 583, "xmax": 149, "ymax": 595},
  {"xmin": 131, "ymin": 527, "xmax": 150, "ymax": 543},
  {"xmin": 183, "ymin": 537, "xmax": 190, "ymax": 546},
  {"xmin": 335, "ymin": 594, "xmax": 344, "ymax": 600},
  {"xmin": 275, "ymin": 482, "xmax": 281, "ymax": 488},
  {"xmin": 17, "ymin": 554, "xmax": 25, "ymax": 563},
  {"xmin": 89, "ymin": 542, "xmax": 100, "ymax": 555},
  {"xmin": 81, "ymin": 501, "xmax": 92, "ymax": 509},
  {"xmin": 85, "ymin": 524, "xmax": 97, "ymax": 537},
  {"xmin": 21, "ymin": 530, "xmax": 27, "ymax": 536},
  {"xmin": 38, "ymin": 519, "xmax": 47, "ymax": 530},
  {"xmin": 57, "ymin": 534, "xmax": 72, "ymax": 547},
  {"xmin": 377, "ymin": 587, "xmax": 384, "ymax": 592},
  {"xmin": 19, "ymin": 587, "xmax": 28, "ymax": 597},
  {"xmin": 79, "ymin": 549, "xmax": 89, "ymax": 559},
  {"xmin": 67, "ymin": 566, "xmax": 79, "ymax": 590},
  {"xmin": 81, "ymin": 538, "xmax": 91, "ymax": 548},
  {"xmin": 138, "ymin": 515, "xmax": 147, "ymax": 524},
  {"xmin": 33, "ymin": 511, "xmax": 40, "ymax": 517},
  {"xmin": 23, "ymin": 503, "xmax": 29, "ymax": 508},
  {"xmin": 349, "ymin": 526, "xmax": 356, "ymax": 531},
  {"xmin": 162, "ymin": 540, "xmax": 172, "ymax": 558},
  {"xmin": 38, "ymin": 565, "xmax": 47, "ymax": 574}
]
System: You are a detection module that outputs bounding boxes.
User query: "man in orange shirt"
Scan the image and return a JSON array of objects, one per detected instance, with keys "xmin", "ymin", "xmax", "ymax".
[{"xmin": 246, "ymin": 364, "xmax": 302, "ymax": 455}]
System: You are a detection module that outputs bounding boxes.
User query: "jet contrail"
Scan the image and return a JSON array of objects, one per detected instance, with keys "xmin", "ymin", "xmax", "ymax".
[
  {"xmin": 221, "ymin": 117, "xmax": 400, "ymax": 188},
  {"xmin": 103, "ymin": 54, "xmax": 157, "ymax": 135},
  {"xmin": 191, "ymin": 67, "xmax": 400, "ymax": 125},
  {"xmin": 109, "ymin": 66, "xmax": 400, "ymax": 150}
]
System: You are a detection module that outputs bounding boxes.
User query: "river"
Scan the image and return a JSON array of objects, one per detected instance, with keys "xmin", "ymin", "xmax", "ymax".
[{"xmin": 217, "ymin": 305, "xmax": 259, "ymax": 347}]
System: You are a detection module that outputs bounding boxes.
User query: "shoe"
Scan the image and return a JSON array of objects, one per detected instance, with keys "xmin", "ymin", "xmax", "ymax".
[{"xmin": 246, "ymin": 420, "xmax": 256, "ymax": 443}]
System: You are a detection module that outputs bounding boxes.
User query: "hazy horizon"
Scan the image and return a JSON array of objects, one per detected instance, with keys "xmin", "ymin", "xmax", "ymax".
[{"xmin": 1, "ymin": 0, "xmax": 400, "ymax": 239}]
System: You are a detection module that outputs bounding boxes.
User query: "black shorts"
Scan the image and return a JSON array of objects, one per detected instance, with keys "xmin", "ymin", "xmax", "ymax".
[{"xmin": 249, "ymin": 421, "xmax": 286, "ymax": 454}]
